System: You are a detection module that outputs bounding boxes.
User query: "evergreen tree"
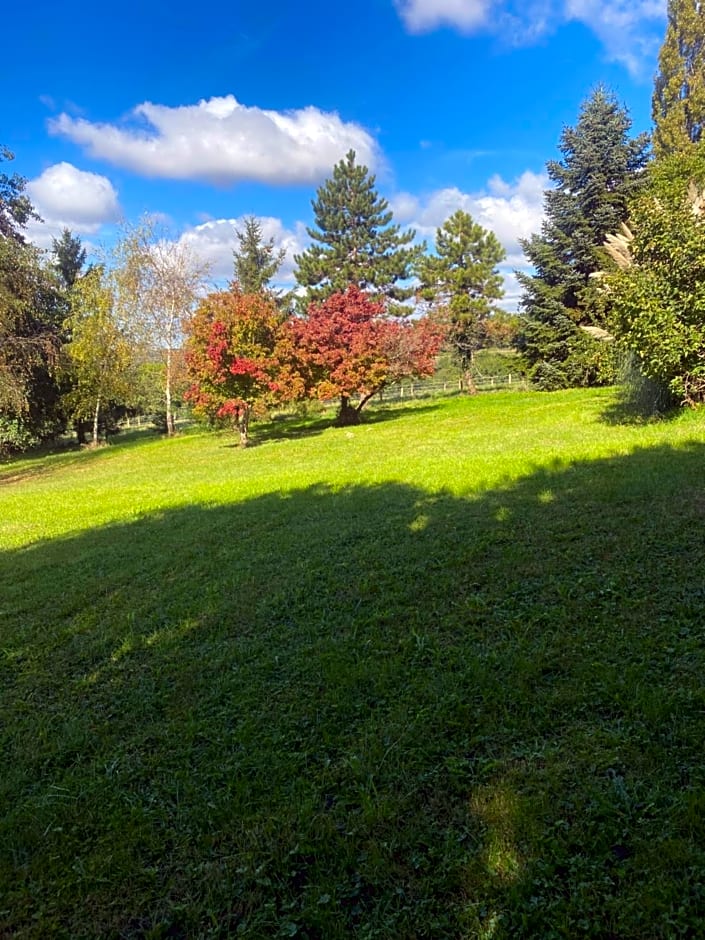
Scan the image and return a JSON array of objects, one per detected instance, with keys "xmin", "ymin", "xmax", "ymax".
[
  {"xmin": 294, "ymin": 150, "xmax": 423, "ymax": 311},
  {"xmin": 518, "ymin": 87, "xmax": 649, "ymax": 389},
  {"xmin": 232, "ymin": 216, "xmax": 285, "ymax": 295},
  {"xmin": 416, "ymin": 209, "xmax": 505, "ymax": 393},
  {"xmin": 653, "ymin": 0, "xmax": 705, "ymax": 158},
  {"xmin": 51, "ymin": 228, "xmax": 86, "ymax": 289}
]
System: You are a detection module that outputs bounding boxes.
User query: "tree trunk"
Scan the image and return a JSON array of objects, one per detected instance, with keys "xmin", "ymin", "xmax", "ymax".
[
  {"xmin": 463, "ymin": 369, "xmax": 478, "ymax": 395},
  {"xmin": 336, "ymin": 395, "xmax": 361, "ymax": 426},
  {"xmin": 92, "ymin": 396, "xmax": 101, "ymax": 447},
  {"xmin": 237, "ymin": 406, "xmax": 250, "ymax": 446},
  {"xmin": 165, "ymin": 347, "xmax": 176, "ymax": 435}
]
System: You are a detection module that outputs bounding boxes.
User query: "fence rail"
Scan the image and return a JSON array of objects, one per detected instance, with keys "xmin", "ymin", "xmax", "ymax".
[{"xmin": 377, "ymin": 373, "xmax": 528, "ymax": 403}]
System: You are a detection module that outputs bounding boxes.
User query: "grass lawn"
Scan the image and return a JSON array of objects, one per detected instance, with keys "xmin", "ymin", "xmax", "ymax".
[{"xmin": 3, "ymin": 388, "xmax": 705, "ymax": 938}]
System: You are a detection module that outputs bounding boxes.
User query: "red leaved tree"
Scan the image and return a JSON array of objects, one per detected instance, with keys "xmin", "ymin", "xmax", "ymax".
[
  {"xmin": 287, "ymin": 285, "xmax": 444, "ymax": 425},
  {"xmin": 185, "ymin": 287, "xmax": 299, "ymax": 445}
]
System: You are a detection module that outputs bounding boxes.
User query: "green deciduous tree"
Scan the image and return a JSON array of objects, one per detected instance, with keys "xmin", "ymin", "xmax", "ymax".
[
  {"xmin": 416, "ymin": 209, "xmax": 505, "ymax": 393},
  {"xmin": 294, "ymin": 150, "xmax": 422, "ymax": 312},
  {"xmin": 0, "ymin": 146, "xmax": 38, "ymax": 242},
  {"xmin": 517, "ymin": 87, "xmax": 650, "ymax": 389},
  {"xmin": 0, "ymin": 148, "xmax": 65, "ymax": 452},
  {"xmin": 232, "ymin": 216, "xmax": 285, "ymax": 295},
  {"xmin": 64, "ymin": 267, "xmax": 134, "ymax": 446},
  {"xmin": 111, "ymin": 218, "xmax": 210, "ymax": 435},
  {"xmin": 653, "ymin": 0, "xmax": 705, "ymax": 158},
  {"xmin": 602, "ymin": 149, "xmax": 705, "ymax": 405}
]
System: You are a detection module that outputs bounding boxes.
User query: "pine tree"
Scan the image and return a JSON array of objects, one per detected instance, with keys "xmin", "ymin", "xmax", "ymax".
[
  {"xmin": 416, "ymin": 210, "xmax": 505, "ymax": 393},
  {"xmin": 294, "ymin": 150, "xmax": 422, "ymax": 311},
  {"xmin": 518, "ymin": 87, "xmax": 649, "ymax": 389},
  {"xmin": 653, "ymin": 0, "xmax": 705, "ymax": 158},
  {"xmin": 51, "ymin": 228, "xmax": 86, "ymax": 289},
  {"xmin": 232, "ymin": 216, "xmax": 285, "ymax": 295}
]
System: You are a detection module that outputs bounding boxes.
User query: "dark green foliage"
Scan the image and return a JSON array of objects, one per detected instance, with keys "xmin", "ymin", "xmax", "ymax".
[
  {"xmin": 232, "ymin": 216, "xmax": 285, "ymax": 295},
  {"xmin": 652, "ymin": 0, "xmax": 705, "ymax": 157},
  {"xmin": 0, "ymin": 153, "xmax": 66, "ymax": 451},
  {"xmin": 294, "ymin": 150, "xmax": 423, "ymax": 311},
  {"xmin": 416, "ymin": 209, "xmax": 505, "ymax": 390},
  {"xmin": 51, "ymin": 227, "xmax": 87, "ymax": 289},
  {"xmin": 0, "ymin": 145, "xmax": 38, "ymax": 241},
  {"xmin": 518, "ymin": 87, "xmax": 649, "ymax": 389}
]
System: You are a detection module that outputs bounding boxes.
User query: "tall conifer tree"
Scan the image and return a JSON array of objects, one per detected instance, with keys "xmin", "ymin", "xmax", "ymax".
[
  {"xmin": 518, "ymin": 87, "xmax": 649, "ymax": 389},
  {"xmin": 294, "ymin": 150, "xmax": 422, "ymax": 311},
  {"xmin": 51, "ymin": 228, "xmax": 86, "ymax": 289},
  {"xmin": 653, "ymin": 0, "xmax": 705, "ymax": 157},
  {"xmin": 232, "ymin": 216, "xmax": 285, "ymax": 295},
  {"xmin": 416, "ymin": 210, "xmax": 505, "ymax": 393}
]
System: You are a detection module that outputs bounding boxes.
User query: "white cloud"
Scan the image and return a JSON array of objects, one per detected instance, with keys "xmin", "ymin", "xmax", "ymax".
[
  {"xmin": 395, "ymin": 0, "xmax": 492, "ymax": 33},
  {"xmin": 564, "ymin": 0, "xmax": 665, "ymax": 74},
  {"xmin": 49, "ymin": 95, "xmax": 380, "ymax": 186},
  {"xmin": 394, "ymin": 0, "xmax": 666, "ymax": 75},
  {"xmin": 176, "ymin": 216, "xmax": 308, "ymax": 283},
  {"xmin": 25, "ymin": 162, "xmax": 121, "ymax": 248},
  {"xmin": 393, "ymin": 170, "xmax": 547, "ymax": 310},
  {"xmin": 393, "ymin": 169, "xmax": 546, "ymax": 255}
]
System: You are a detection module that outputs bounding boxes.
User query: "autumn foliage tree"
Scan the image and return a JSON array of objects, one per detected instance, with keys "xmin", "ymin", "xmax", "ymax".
[
  {"xmin": 287, "ymin": 286, "xmax": 443, "ymax": 425},
  {"xmin": 185, "ymin": 287, "xmax": 295, "ymax": 445}
]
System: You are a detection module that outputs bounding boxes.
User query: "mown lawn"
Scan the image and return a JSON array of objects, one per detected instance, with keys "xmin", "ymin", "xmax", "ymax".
[{"xmin": 3, "ymin": 388, "xmax": 705, "ymax": 938}]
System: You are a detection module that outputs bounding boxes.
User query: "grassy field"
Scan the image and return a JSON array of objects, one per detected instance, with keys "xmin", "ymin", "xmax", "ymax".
[{"xmin": 3, "ymin": 388, "xmax": 705, "ymax": 938}]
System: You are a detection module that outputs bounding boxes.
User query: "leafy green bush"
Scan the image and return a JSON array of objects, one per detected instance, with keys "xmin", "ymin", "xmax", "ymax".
[{"xmin": 0, "ymin": 417, "xmax": 38, "ymax": 457}]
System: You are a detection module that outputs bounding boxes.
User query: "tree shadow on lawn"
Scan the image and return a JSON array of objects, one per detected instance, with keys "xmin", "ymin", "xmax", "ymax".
[
  {"xmin": 0, "ymin": 426, "xmax": 165, "ymax": 486},
  {"xmin": 244, "ymin": 401, "xmax": 443, "ymax": 447},
  {"xmin": 3, "ymin": 443, "xmax": 705, "ymax": 937}
]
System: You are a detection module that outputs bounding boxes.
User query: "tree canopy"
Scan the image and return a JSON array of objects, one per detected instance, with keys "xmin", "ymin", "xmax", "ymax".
[
  {"xmin": 185, "ymin": 287, "xmax": 292, "ymax": 445},
  {"xmin": 517, "ymin": 87, "xmax": 649, "ymax": 389},
  {"xmin": 653, "ymin": 0, "xmax": 705, "ymax": 158},
  {"xmin": 232, "ymin": 216, "xmax": 285, "ymax": 295},
  {"xmin": 416, "ymin": 209, "xmax": 505, "ymax": 392},
  {"xmin": 0, "ymin": 148, "xmax": 64, "ymax": 452},
  {"xmin": 603, "ymin": 150, "xmax": 705, "ymax": 406},
  {"xmin": 294, "ymin": 150, "xmax": 422, "ymax": 312},
  {"xmin": 287, "ymin": 286, "xmax": 443, "ymax": 425},
  {"xmin": 52, "ymin": 228, "xmax": 86, "ymax": 289},
  {"xmin": 63, "ymin": 267, "xmax": 134, "ymax": 446}
]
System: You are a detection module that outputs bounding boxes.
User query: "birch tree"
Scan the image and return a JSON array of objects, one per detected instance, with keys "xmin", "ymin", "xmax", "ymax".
[{"xmin": 112, "ymin": 219, "xmax": 210, "ymax": 435}]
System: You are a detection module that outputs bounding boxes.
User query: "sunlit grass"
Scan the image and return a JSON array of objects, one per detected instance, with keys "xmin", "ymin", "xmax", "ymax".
[{"xmin": 3, "ymin": 389, "xmax": 705, "ymax": 937}]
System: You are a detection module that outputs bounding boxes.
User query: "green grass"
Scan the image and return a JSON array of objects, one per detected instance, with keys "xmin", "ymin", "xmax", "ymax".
[{"xmin": 3, "ymin": 388, "xmax": 705, "ymax": 938}]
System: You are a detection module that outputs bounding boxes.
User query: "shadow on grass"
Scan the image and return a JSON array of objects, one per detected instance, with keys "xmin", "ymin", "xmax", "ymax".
[
  {"xmin": 0, "ymin": 425, "xmax": 165, "ymax": 486},
  {"xmin": 246, "ymin": 401, "xmax": 443, "ymax": 447},
  {"xmin": 3, "ymin": 443, "xmax": 705, "ymax": 937},
  {"xmin": 600, "ymin": 397, "xmax": 683, "ymax": 427},
  {"xmin": 599, "ymin": 378, "xmax": 682, "ymax": 427}
]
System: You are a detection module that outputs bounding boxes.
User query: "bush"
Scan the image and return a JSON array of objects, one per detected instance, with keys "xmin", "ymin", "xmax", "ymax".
[{"xmin": 0, "ymin": 418, "xmax": 39, "ymax": 457}]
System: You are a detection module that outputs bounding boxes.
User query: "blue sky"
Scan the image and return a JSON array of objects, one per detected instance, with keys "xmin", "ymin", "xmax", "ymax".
[{"xmin": 6, "ymin": 0, "xmax": 666, "ymax": 306}]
